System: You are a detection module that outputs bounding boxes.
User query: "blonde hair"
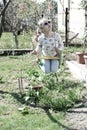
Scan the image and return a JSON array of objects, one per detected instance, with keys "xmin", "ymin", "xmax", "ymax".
[
  {"xmin": 34, "ymin": 28, "xmax": 42, "ymax": 42},
  {"xmin": 36, "ymin": 28, "xmax": 41, "ymax": 35}
]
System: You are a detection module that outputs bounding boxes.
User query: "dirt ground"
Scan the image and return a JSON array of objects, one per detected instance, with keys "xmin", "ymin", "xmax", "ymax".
[
  {"xmin": 63, "ymin": 58, "xmax": 87, "ymax": 130},
  {"xmin": 64, "ymin": 105, "xmax": 87, "ymax": 130}
]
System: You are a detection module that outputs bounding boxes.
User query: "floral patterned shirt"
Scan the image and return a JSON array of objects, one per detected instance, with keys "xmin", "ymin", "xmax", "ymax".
[{"xmin": 35, "ymin": 32, "xmax": 64, "ymax": 57}]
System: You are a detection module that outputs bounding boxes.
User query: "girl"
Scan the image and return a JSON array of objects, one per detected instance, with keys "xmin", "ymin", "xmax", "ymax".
[{"xmin": 31, "ymin": 17, "xmax": 64, "ymax": 74}]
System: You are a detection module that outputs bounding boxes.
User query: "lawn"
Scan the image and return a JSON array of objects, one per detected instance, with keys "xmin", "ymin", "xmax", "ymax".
[{"xmin": 0, "ymin": 32, "xmax": 33, "ymax": 49}]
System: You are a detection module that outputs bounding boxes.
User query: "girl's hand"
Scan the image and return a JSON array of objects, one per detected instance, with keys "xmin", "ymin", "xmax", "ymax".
[
  {"xmin": 31, "ymin": 50, "xmax": 37, "ymax": 54},
  {"xmin": 54, "ymin": 47, "xmax": 60, "ymax": 58}
]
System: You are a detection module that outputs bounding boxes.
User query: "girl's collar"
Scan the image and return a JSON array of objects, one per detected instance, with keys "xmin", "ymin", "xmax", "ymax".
[{"xmin": 44, "ymin": 32, "xmax": 54, "ymax": 38}]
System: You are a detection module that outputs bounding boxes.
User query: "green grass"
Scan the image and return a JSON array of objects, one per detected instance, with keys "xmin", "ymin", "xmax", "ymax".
[
  {"xmin": 0, "ymin": 84, "xmax": 65, "ymax": 130},
  {"xmin": 0, "ymin": 32, "xmax": 33, "ymax": 49},
  {"xmin": 0, "ymin": 104, "xmax": 65, "ymax": 130},
  {"xmin": 0, "ymin": 33, "xmax": 14, "ymax": 49}
]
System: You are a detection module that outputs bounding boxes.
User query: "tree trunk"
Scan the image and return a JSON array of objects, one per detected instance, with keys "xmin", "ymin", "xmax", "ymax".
[
  {"xmin": 0, "ymin": 15, "xmax": 5, "ymax": 37},
  {"xmin": 0, "ymin": 18, "xmax": 3, "ymax": 37},
  {"xmin": 14, "ymin": 33, "xmax": 19, "ymax": 49},
  {"xmin": 0, "ymin": 0, "xmax": 11, "ymax": 38}
]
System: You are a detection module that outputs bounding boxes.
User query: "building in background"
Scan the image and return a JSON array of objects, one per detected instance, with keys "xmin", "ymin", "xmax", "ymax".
[{"xmin": 57, "ymin": 0, "xmax": 85, "ymax": 38}]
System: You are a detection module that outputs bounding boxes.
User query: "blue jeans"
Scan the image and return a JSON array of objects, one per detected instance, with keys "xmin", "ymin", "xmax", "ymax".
[{"xmin": 40, "ymin": 59, "xmax": 59, "ymax": 74}]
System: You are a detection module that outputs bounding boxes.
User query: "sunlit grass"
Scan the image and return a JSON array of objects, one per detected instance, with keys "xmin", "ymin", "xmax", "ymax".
[
  {"xmin": 0, "ymin": 93, "xmax": 65, "ymax": 130},
  {"xmin": 0, "ymin": 109, "xmax": 64, "ymax": 130},
  {"xmin": 0, "ymin": 33, "xmax": 14, "ymax": 49},
  {"xmin": 0, "ymin": 32, "xmax": 33, "ymax": 49}
]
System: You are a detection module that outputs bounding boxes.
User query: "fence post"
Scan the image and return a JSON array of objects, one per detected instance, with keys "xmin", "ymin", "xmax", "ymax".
[
  {"xmin": 85, "ymin": 9, "xmax": 87, "ymax": 33},
  {"xmin": 65, "ymin": 8, "xmax": 70, "ymax": 46}
]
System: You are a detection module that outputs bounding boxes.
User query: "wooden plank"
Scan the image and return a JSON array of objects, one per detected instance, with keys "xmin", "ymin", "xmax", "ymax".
[{"xmin": 0, "ymin": 49, "xmax": 33, "ymax": 56}]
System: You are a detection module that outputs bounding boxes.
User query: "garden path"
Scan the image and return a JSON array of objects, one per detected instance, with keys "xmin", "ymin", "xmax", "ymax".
[
  {"xmin": 66, "ymin": 60, "xmax": 87, "ymax": 86},
  {"xmin": 64, "ymin": 107, "xmax": 87, "ymax": 130},
  {"xmin": 64, "ymin": 60, "xmax": 87, "ymax": 130}
]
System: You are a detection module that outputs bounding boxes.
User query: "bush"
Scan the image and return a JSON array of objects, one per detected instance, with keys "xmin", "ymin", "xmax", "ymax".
[{"xmin": 23, "ymin": 69, "xmax": 83, "ymax": 111}]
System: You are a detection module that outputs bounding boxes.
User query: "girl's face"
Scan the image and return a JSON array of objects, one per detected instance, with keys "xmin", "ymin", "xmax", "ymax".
[{"xmin": 39, "ymin": 19, "xmax": 52, "ymax": 33}]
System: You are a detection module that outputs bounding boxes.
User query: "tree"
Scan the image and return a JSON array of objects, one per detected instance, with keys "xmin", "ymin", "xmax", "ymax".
[
  {"xmin": 0, "ymin": 0, "xmax": 11, "ymax": 37},
  {"xmin": 3, "ymin": 0, "xmax": 40, "ymax": 48},
  {"xmin": 0, "ymin": 0, "xmax": 58, "ymax": 48}
]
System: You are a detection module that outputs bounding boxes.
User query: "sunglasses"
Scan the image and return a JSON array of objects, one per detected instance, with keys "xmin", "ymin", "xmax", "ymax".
[{"xmin": 44, "ymin": 21, "xmax": 51, "ymax": 25}]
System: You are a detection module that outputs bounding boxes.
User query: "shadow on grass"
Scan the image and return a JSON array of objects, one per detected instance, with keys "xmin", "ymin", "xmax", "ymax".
[
  {"xmin": 0, "ymin": 90, "xmax": 83, "ymax": 130},
  {"xmin": 44, "ymin": 108, "xmax": 78, "ymax": 130},
  {"xmin": 0, "ymin": 90, "xmax": 25, "ymax": 104},
  {"xmin": 11, "ymin": 92, "xmax": 25, "ymax": 104}
]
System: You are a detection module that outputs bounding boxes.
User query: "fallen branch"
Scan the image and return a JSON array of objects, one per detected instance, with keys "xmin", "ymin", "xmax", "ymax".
[{"xmin": 69, "ymin": 33, "xmax": 79, "ymax": 42}]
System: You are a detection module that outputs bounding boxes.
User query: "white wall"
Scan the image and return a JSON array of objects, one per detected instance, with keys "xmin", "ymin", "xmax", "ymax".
[
  {"xmin": 70, "ymin": 0, "xmax": 85, "ymax": 38},
  {"xmin": 57, "ymin": 0, "xmax": 85, "ymax": 38}
]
